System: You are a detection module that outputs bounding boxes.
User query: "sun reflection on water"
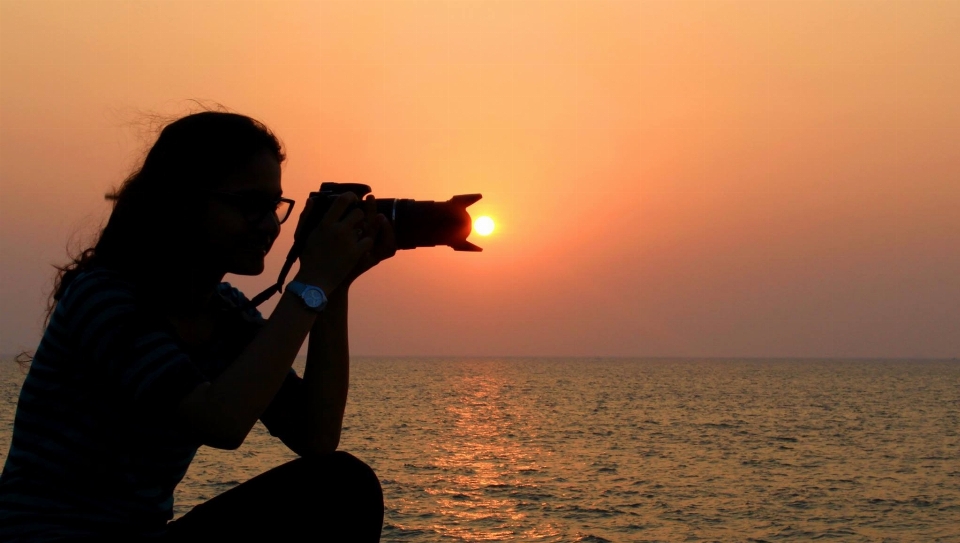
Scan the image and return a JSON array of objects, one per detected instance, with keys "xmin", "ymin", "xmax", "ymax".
[{"xmin": 425, "ymin": 367, "xmax": 560, "ymax": 541}]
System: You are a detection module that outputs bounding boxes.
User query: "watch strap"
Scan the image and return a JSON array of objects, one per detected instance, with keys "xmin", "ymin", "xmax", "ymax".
[{"xmin": 286, "ymin": 280, "xmax": 327, "ymax": 311}]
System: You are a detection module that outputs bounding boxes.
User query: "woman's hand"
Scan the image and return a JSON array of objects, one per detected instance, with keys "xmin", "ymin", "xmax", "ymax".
[
  {"xmin": 340, "ymin": 195, "xmax": 398, "ymax": 289},
  {"xmin": 294, "ymin": 192, "xmax": 375, "ymax": 295}
]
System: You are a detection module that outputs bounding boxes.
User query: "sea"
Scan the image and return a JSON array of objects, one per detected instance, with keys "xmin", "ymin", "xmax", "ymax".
[{"xmin": 1, "ymin": 357, "xmax": 958, "ymax": 542}]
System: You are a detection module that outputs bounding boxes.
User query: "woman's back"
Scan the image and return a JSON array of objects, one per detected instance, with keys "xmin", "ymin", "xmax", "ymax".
[{"xmin": 0, "ymin": 267, "xmax": 262, "ymax": 541}]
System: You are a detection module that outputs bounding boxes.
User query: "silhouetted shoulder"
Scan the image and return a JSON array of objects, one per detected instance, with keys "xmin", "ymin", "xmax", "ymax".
[
  {"xmin": 56, "ymin": 267, "xmax": 138, "ymax": 315},
  {"xmin": 216, "ymin": 282, "xmax": 266, "ymax": 325}
]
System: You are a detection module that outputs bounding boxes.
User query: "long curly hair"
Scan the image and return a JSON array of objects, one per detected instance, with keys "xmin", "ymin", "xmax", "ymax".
[{"xmin": 16, "ymin": 109, "xmax": 285, "ymax": 369}]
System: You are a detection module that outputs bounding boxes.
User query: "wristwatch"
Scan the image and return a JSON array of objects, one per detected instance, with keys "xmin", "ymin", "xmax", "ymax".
[{"xmin": 286, "ymin": 280, "xmax": 328, "ymax": 312}]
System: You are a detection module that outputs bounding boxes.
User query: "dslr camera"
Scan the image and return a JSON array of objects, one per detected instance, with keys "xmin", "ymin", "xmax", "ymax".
[
  {"xmin": 248, "ymin": 182, "xmax": 482, "ymax": 308},
  {"xmin": 303, "ymin": 182, "xmax": 482, "ymax": 252}
]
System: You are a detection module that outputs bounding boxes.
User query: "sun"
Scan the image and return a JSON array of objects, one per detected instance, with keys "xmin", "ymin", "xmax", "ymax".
[{"xmin": 473, "ymin": 216, "xmax": 495, "ymax": 236}]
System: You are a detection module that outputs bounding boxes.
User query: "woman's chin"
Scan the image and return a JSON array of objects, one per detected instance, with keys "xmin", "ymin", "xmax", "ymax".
[{"xmin": 229, "ymin": 256, "xmax": 266, "ymax": 276}]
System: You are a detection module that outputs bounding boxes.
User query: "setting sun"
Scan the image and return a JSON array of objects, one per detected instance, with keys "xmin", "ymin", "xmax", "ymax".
[{"xmin": 473, "ymin": 216, "xmax": 495, "ymax": 236}]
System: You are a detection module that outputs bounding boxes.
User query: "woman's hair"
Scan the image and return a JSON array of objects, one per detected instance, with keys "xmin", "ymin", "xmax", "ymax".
[{"xmin": 48, "ymin": 110, "xmax": 285, "ymax": 319}]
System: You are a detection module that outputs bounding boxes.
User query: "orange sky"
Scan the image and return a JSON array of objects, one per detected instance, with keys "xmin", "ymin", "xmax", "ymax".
[{"xmin": 1, "ymin": 0, "xmax": 958, "ymax": 357}]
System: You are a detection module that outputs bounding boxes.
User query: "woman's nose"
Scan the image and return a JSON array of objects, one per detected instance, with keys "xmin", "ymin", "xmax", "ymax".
[{"xmin": 257, "ymin": 211, "xmax": 282, "ymax": 236}]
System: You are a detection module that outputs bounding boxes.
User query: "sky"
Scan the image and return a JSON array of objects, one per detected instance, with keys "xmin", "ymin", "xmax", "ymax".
[{"xmin": 1, "ymin": 0, "xmax": 958, "ymax": 358}]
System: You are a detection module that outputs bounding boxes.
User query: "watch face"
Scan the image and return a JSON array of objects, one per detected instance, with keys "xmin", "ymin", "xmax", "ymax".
[{"xmin": 303, "ymin": 288, "xmax": 324, "ymax": 308}]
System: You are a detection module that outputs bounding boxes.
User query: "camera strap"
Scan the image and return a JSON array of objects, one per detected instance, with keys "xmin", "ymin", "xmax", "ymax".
[{"xmin": 243, "ymin": 244, "xmax": 299, "ymax": 310}]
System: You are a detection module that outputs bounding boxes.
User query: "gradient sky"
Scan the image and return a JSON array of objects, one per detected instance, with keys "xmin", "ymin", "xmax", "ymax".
[{"xmin": 1, "ymin": 0, "xmax": 958, "ymax": 357}]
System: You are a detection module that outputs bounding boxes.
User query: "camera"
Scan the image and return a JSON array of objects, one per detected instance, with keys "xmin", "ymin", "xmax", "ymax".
[
  {"xmin": 247, "ymin": 182, "xmax": 482, "ymax": 308},
  {"xmin": 307, "ymin": 182, "xmax": 482, "ymax": 252}
]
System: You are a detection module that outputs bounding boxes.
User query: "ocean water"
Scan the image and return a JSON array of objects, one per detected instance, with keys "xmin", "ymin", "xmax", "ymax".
[{"xmin": 1, "ymin": 358, "xmax": 958, "ymax": 542}]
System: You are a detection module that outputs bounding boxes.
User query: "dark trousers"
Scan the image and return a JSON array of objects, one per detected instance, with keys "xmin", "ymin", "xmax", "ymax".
[{"xmin": 160, "ymin": 451, "xmax": 383, "ymax": 542}]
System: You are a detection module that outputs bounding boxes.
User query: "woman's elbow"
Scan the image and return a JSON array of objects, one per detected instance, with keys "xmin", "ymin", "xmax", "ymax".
[{"xmin": 197, "ymin": 424, "xmax": 251, "ymax": 450}]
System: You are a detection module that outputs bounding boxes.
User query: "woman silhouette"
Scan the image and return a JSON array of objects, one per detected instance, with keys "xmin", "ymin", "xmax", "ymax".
[{"xmin": 0, "ymin": 111, "xmax": 392, "ymax": 541}]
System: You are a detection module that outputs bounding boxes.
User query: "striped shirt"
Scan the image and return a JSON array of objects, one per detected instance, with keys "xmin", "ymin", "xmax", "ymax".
[{"xmin": 0, "ymin": 267, "xmax": 304, "ymax": 541}]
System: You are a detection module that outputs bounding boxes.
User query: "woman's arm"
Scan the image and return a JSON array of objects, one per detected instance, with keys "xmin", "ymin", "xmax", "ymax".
[
  {"xmin": 176, "ymin": 288, "xmax": 319, "ymax": 449},
  {"xmin": 300, "ymin": 288, "xmax": 351, "ymax": 455},
  {"xmin": 277, "ymin": 201, "xmax": 396, "ymax": 456},
  {"xmin": 176, "ymin": 194, "xmax": 372, "ymax": 450}
]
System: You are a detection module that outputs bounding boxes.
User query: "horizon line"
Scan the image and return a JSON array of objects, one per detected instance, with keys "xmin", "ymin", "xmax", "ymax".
[{"xmin": 2, "ymin": 353, "xmax": 958, "ymax": 363}]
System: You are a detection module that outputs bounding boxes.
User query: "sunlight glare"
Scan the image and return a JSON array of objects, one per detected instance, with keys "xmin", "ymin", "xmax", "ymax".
[{"xmin": 474, "ymin": 216, "xmax": 495, "ymax": 236}]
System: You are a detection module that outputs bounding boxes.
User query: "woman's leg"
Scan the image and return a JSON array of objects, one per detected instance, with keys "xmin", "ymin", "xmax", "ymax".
[{"xmin": 162, "ymin": 451, "xmax": 383, "ymax": 542}]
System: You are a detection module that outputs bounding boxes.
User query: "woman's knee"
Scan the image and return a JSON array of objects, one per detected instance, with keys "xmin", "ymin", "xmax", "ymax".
[
  {"xmin": 327, "ymin": 451, "xmax": 380, "ymax": 487},
  {"xmin": 294, "ymin": 451, "xmax": 383, "ymax": 504},
  {"xmin": 297, "ymin": 452, "xmax": 384, "ymax": 540}
]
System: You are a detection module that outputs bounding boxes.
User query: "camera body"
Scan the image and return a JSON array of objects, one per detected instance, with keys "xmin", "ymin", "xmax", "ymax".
[{"xmin": 305, "ymin": 182, "xmax": 482, "ymax": 252}]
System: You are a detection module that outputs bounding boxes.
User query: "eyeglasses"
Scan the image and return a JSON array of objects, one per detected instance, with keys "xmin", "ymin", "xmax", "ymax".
[{"xmin": 208, "ymin": 191, "xmax": 296, "ymax": 225}]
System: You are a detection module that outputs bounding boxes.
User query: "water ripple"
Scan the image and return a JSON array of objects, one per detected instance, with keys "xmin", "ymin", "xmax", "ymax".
[{"xmin": 3, "ymin": 358, "xmax": 958, "ymax": 542}]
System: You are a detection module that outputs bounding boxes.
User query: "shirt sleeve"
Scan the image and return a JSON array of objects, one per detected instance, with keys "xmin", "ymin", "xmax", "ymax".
[
  {"xmin": 215, "ymin": 282, "xmax": 267, "ymax": 327},
  {"xmin": 61, "ymin": 269, "xmax": 208, "ymax": 415}
]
